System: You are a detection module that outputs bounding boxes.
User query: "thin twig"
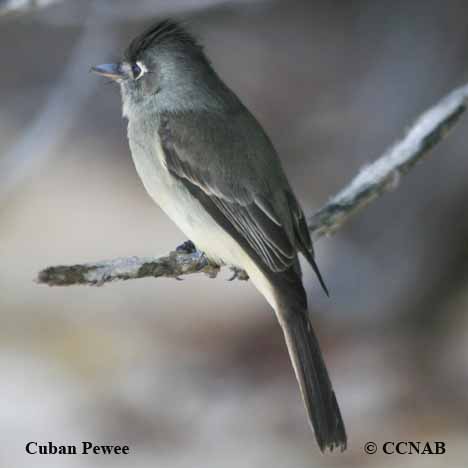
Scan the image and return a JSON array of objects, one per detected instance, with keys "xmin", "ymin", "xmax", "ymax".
[{"xmin": 37, "ymin": 84, "xmax": 468, "ymax": 287}]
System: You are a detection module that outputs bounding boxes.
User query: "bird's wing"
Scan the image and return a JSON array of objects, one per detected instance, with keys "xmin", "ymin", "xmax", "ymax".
[{"xmin": 158, "ymin": 110, "xmax": 302, "ymax": 273}]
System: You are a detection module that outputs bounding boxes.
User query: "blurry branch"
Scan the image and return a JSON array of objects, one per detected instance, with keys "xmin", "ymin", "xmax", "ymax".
[
  {"xmin": 37, "ymin": 84, "xmax": 468, "ymax": 287},
  {"xmin": 0, "ymin": 0, "xmax": 264, "ymax": 22},
  {"xmin": 0, "ymin": 4, "xmax": 113, "ymax": 199},
  {"xmin": 0, "ymin": 0, "xmax": 62, "ymax": 15}
]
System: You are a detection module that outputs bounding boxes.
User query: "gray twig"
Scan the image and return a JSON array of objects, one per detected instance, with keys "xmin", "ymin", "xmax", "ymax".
[{"xmin": 37, "ymin": 84, "xmax": 468, "ymax": 287}]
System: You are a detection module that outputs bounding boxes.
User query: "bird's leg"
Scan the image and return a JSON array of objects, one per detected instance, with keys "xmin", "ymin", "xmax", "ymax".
[
  {"xmin": 173, "ymin": 240, "xmax": 219, "ymax": 279},
  {"xmin": 228, "ymin": 266, "xmax": 249, "ymax": 281},
  {"xmin": 174, "ymin": 240, "xmax": 247, "ymax": 280},
  {"xmin": 176, "ymin": 240, "xmax": 197, "ymax": 254}
]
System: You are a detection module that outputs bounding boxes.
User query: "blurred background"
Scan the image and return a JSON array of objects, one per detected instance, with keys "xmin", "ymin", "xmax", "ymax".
[{"xmin": 1, "ymin": 0, "xmax": 467, "ymax": 466}]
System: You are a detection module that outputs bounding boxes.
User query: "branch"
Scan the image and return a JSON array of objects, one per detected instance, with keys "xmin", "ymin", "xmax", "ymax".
[
  {"xmin": 37, "ymin": 84, "xmax": 468, "ymax": 287},
  {"xmin": 307, "ymin": 85, "xmax": 468, "ymax": 240},
  {"xmin": 0, "ymin": 0, "xmax": 62, "ymax": 15}
]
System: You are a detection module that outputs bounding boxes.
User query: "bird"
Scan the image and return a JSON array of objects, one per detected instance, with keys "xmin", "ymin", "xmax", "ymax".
[{"xmin": 91, "ymin": 19, "xmax": 346, "ymax": 452}]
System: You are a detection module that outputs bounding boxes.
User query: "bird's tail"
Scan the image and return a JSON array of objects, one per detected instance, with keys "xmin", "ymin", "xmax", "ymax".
[{"xmin": 279, "ymin": 303, "xmax": 347, "ymax": 452}]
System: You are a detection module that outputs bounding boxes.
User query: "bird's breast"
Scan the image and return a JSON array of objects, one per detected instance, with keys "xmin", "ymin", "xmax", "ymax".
[
  {"xmin": 127, "ymin": 122, "xmax": 243, "ymax": 268},
  {"xmin": 126, "ymin": 119, "xmax": 278, "ymax": 309}
]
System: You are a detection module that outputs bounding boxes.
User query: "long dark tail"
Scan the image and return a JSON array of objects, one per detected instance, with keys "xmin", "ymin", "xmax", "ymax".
[{"xmin": 279, "ymin": 302, "xmax": 347, "ymax": 452}]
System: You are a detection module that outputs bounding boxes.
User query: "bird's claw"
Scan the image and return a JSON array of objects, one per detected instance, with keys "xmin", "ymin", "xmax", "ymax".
[
  {"xmin": 176, "ymin": 240, "xmax": 196, "ymax": 254},
  {"xmin": 228, "ymin": 267, "xmax": 249, "ymax": 281}
]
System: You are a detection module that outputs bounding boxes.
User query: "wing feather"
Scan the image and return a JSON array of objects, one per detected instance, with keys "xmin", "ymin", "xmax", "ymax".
[
  {"xmin": 158, "ymin": 109, "xmax": 328, "ymax": 296},
  {"xmin": 159, "ymin": 111, "xmax": 297, "ymax": 273}
]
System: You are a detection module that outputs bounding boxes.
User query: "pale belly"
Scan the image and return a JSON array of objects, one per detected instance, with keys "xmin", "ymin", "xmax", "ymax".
[{"xmin": 128, "ymin": 131, "xmax": 277, "ymax": 309}]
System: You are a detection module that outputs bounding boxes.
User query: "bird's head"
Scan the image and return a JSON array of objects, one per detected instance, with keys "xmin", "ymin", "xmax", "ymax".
[{"xmin": 91, "ymin": 19, "xmax": 228, "ymax": 116}]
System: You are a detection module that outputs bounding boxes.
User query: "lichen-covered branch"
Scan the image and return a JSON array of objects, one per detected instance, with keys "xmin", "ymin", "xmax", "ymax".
[
  {"xmin": 37, "ymin": 84, "xmax": 468, "ymax": 287},
  {"xmin": 308, "ymin": 85, "xmax": 468, "ymax": 240},
  {"xmin": 38, "ymin": 250, "xmax": 219, "ymax": 287}
]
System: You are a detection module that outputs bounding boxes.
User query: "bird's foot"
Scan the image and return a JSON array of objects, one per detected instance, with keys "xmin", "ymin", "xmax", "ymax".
[
  {"xmin": 176, "ymin": 240, "xmax": 197, "ymax": 254},
  {"xmin": 228, "ymin": 266, "xmax": 249, "ymax": 281}
]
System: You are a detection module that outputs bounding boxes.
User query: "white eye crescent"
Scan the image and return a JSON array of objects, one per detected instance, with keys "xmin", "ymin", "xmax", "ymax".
[{"xmin": 132, "ymin": 61, "xmax": 147, "ymax": 80}]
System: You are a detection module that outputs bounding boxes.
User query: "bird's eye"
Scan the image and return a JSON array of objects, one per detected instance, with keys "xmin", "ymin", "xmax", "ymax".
[
  {"xmin": 132, "ymin": 63, "xmax": 143, "ymax": 79},
  {"xmin": 132, "ymin": 63, "xmax": 141, "ymax": 78}
]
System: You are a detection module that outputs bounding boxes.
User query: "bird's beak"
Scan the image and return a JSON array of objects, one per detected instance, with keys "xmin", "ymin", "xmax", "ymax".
[{"xmin": 90, "ymin": 63, "xmax": 123, "ymax": 81}]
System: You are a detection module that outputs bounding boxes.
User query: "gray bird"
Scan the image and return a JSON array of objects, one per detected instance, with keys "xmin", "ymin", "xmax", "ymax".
[{"xmin": 92, "ymin": 20, "xmax": 346, "ymax": 452}]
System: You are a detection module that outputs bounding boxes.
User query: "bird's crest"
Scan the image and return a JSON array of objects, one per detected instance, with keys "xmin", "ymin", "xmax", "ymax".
[{"xmin": 125, "ymin": 19, "xmax": 202, "ymax": 61}]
